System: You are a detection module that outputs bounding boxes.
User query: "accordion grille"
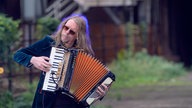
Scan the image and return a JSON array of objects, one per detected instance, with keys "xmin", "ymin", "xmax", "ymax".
[{"xmin": 69, "ymin": 51, "xmax": 108, "ymax": 101}]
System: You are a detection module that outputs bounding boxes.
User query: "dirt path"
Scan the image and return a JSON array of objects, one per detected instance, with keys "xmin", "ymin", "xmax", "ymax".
[{"xmin": 93, "ymin": 72, "xmax": 192, "ymax": 108}]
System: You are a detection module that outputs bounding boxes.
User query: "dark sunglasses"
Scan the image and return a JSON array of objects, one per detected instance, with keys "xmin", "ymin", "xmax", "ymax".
[{"xmin": 63, "ymin": 25, "xmax": 76, "ymax": 35}]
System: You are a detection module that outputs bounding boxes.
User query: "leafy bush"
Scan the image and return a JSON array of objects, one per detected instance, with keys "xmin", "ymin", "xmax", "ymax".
[
  {"xmin": 0, "ymin": 91, "xmax": 14, "ymax": 108},
  {"xmin": 109, "ymin": 49, "xmax": 187, "ymax": 89},
  {"xmin": 0, "ymin": 81, "xmax": 36, "ymax": 108},
  {"xmin": 0, "ymin": 14, "xmax": 21, "ymax": 66},
  {"xmin": 35, "ymin": 17, "xmax": 60, "ymax": 39},
  {"xmin": 14, "ymin": 81, "xmax": 37, "ymax": 108}
]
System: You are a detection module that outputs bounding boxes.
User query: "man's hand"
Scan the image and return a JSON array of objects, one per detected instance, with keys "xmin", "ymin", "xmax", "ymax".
[
  {"xmin": 30, "ymin": 56, "xmax": 51, "ymax": 72},
  {"xmin": 96, "ymin": 83, "xmax": 109, "ymax": 99}
]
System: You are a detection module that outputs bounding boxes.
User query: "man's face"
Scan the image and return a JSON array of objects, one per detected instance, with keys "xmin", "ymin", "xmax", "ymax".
[{"xmin": 61, "ymin": 19, "xmax": 79, "ymax": 48}]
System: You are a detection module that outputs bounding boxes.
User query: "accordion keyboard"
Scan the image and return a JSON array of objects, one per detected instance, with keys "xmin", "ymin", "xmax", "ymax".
[{"xmin": 42, "ymin": 47, "xmax": 65, "ymax": 91}]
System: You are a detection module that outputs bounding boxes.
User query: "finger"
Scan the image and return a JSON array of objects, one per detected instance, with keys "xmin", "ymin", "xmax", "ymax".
[
  {"xmin": 41, "ymin": 66, "xmax": 50, "ymax": 72},
  {"xmin": 98, "ymin": 84, "xmax": 109, "ymax": 96},
  {"xmin": 42, "ymin": 58, "xmax": 51, "ymax": 66},
  {"xmin": 101, "ymin": 84, "xmax": 108, "ymax": 91},
  {"xmin": 98, "ymin": 86, "xmax": 103, "ymax": 92},
  {"xmin": 41, "ymin": 58, "xmax": 51, "ymax": 68},
  {"xmin": 44, "ymin": 67, "xmax": 50, "ymax": 72},
  {"xmin": 99, "ymin": 85, "xmax": 106, "ymax": 91},
  {"xmin": 96, "ymin": 86, "xmax": 104, "ymax": 95},
  {"xmin": 41, "ymin": 63, "xmax": 51, "ymax": 71},
  {"xmin": 42, "ymin": 56, "xmax": 50, "ymax": 61},
  {"xmin": 43, "ymin": 62, "xmax": 52, "ymax": 68}
]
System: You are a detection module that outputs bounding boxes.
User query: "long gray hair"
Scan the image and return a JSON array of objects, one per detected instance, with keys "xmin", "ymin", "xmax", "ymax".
[{"xmin": 51, "ymin": 14, "xmax": 94, "ymax": 56}]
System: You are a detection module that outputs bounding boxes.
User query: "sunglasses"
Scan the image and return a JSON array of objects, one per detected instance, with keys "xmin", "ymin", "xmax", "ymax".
[{"xmin": 63, "ymin": 25, "xmax": 76, "ymax": 35}]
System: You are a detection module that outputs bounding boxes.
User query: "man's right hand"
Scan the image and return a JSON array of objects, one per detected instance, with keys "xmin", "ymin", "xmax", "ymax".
[{"xmin": 30, "ymin": 56, "xmax": 51, "ymax": 72}]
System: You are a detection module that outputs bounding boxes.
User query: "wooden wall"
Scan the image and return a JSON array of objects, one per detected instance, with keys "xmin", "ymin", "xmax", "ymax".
[
  {"xmin": 85, "ymin": 7, "xmax": 127, "ymax": 63},
  {"xmin": 90, "ymin": 23, "xmax": 126, "ymax": 63}
]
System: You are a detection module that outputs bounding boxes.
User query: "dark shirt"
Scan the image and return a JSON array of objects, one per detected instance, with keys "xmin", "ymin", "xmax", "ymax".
[{"xmin": 13, "ymin": 36, "xmax": 88, "ymax": 108}]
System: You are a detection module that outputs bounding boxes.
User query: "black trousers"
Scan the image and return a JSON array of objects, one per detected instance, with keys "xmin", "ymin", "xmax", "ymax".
[{"xmin": 53, "ymin": 91, "xmax": 89, "ymax": 108}]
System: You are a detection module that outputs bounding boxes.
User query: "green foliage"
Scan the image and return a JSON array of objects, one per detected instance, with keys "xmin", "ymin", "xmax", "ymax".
[
  {"xmin": 109, "ymin": 49, "xmax": 187, "ymax": 89},
  {"xmin": 0, "ymin": 91, "xmax": 14, "ymax": 108},
  {"xmin": 14, "ymin": 91, "xmax": 34, "ymax": 108},
  {"xmin": 0, "ymin": 14, "xmax": 21, "ymax": 43},
  {"xmin": 0, "ymin": 81, "xmax": 36, "ymax": 108},
  {"xmin": 125, "ymin": 22, "xmax": 135, "ymax": 52},
  {"xmin": 0, "ymin": 13, "xmax": 22, "ymax": 75},
  {"xmin": 35, "ymin": 17, "xmax": 60, "ymax": 39},
  {"xmin": 14, "ymin": 82, "xmax": 36, "ymax": 108}
]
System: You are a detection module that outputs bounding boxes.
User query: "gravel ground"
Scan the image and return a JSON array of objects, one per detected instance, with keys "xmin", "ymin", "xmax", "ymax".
[{"xmin": 93, "ymin": 72, "xmax": 192, "ymax": 108}]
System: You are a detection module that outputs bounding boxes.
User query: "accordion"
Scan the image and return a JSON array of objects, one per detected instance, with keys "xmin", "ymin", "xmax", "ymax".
[{"xmin": 42, "ymin": 47, "xmax": 115, "ymax": 106}]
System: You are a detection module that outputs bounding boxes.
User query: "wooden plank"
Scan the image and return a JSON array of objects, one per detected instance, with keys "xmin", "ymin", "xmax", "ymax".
[{"xmin": 75, "ymin": 0, "xmax": 136, "ymax": 7}]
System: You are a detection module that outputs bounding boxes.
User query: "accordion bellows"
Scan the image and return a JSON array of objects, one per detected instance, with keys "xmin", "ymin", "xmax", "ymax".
[{"xmin": 42, "ymin": 47, "xmax": 115, "ymax": 106}]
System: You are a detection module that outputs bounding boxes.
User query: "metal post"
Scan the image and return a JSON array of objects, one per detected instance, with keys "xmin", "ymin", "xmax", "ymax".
[
  {"xmin": 21, "ymin": 0, "xmax": 37, "ymax": 84},
  {"xmin": 8, "ymin": 46, "xmax": 12, "ymax": 91}
]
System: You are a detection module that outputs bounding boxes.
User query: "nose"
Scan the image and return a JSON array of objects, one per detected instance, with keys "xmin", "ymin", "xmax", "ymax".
[{"xmin": 65, "ymin": 29, "xmax": 70, "ymax": 35}]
